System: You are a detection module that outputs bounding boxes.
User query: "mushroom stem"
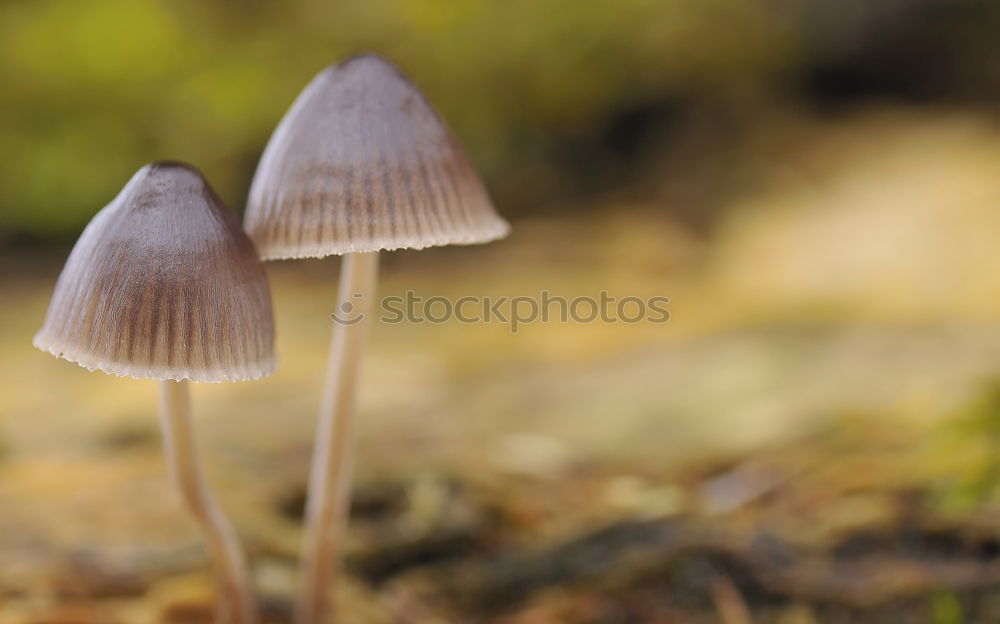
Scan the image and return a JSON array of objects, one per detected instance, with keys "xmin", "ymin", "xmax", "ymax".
[
  {"xmin": 297, "ymin": 251, "xmax": 379, "ymax": 624},
  {"xmin": 159, "ymin": 380, "xmax": 257, "ymax": 624}
]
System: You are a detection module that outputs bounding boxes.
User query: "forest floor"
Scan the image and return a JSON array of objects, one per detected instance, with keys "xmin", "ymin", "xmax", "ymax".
[{"xmin": 5, "ymin": 111, "xmax": 1000, "ymax": 622}]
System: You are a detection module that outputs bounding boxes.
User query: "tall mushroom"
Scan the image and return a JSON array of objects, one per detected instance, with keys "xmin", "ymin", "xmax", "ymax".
[
  {"xmin": 244, "ymin": 53, "xmax": 509, "ymax": 622},
  {"xmin": 34, "ymin": 161, "xmax": 273, "ymax": 624}
]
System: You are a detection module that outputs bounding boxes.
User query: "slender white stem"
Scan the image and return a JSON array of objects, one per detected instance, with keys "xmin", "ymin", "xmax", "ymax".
[
  {"xmin": 159, "ymin": 379, "xmax": 257, "ymax": 624},
  {"xmin": 297, "ymin": 251, "xmax": 379, "ymax": 624}
]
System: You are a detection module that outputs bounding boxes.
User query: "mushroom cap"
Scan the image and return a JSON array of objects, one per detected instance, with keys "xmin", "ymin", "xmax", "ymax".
[
  {"xmin": 34, "ymin": 162, "xmax": 276, "ymax": 383},
  {"xmin": 244, "ymin": 53, "xmax": 510, "ymax": 260}
]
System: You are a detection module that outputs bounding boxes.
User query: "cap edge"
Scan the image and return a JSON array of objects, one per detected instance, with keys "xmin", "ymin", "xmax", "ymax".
[
  {"xmin": 255, "ymin": 219, "xmax": 511, "ymax": 261},
  {"xmin": 33, "ymin": 333, "xmax": 276, "ymax": 383}
]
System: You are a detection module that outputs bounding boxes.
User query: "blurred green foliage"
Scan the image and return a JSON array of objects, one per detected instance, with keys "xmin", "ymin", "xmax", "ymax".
[
  {"xmin": 5, "ymin": 0, "xmax": 1000, "ymax": 248},
  {"xmin": 932, "ymin": 381, "xmax": 1000, "ymax": 514},
  {"xmin": 0, "ymin": 0, "xmax": 791, "ymax": 245},
  {"xmin": 931, "ymin": 589, "xmax": 965, "ymax": 624}
]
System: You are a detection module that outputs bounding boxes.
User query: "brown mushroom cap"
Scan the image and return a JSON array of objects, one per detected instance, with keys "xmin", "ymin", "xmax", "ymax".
[
  {"xmin": 34, "ymin": 162, "xmax": 275, "ymax": 383},
  {"xmin": 244, "ymin": 53, "xmax": 510, "ymax": 260}
]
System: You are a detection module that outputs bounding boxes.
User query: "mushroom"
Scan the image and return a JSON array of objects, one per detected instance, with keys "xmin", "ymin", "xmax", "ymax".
[
  {"xmin": 244, "ymin": 54, "xmax": 508, "ymax": 622},
  {"xmin": 34, "ymin": 161, "xmax": 273, "ymax": 624}
]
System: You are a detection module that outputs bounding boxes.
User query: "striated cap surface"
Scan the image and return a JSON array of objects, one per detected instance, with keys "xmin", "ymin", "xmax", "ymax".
[
  {"xmin": 244, "ymin": 53, "xmax": 509, "ymax": 259},
  {"xmin": 34, "ymin": 162, "xmax": 276, "ymax": 382}
]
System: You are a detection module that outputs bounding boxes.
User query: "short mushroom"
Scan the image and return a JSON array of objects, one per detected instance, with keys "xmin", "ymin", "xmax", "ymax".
[
  {"xmin": 244, "ymin": 54, "xmax": 508, "ymax": 622},
  {"xmin": 34, "ymin": 161, "xmax": 273, "ymax": 624}
]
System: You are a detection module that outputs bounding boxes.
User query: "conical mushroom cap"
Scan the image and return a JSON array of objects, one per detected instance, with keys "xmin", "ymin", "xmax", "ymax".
[
  {"xmin": 34, "ymin": 162, "xmax": 276, "ymax": 383},
  {"xmin": 244, "ymin": 53, "xmax": 510, "ymax": 259}
]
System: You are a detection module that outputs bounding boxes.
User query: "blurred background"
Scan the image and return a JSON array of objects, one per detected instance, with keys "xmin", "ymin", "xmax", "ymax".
[{"xmin": 3, "ymin": 0, "xmax": 1000, "ymax": 622}]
